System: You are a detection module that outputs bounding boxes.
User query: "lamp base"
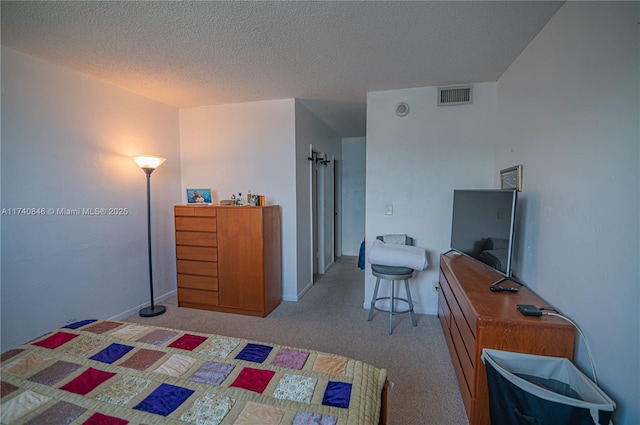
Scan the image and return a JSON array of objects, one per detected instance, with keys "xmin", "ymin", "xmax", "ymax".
[{"xmin": 139, "ymin": 305, "xmax": 166, "ymax": 317}]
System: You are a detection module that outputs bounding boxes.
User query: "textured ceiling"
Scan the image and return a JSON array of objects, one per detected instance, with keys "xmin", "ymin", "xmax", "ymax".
[{"xmin": 1, "ymin": 1, "xmax": 563, "ymax": 137}]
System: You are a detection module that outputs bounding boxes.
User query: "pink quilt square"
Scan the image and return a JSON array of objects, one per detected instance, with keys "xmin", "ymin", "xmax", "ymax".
[
  {"xmin": 168, "ymin": 334, "xmax": 207, "ymax": 351},
  {"xmin": 32, "ymin": 332, "xmax": 78, "ymax": 349},
  {"xmin": 230, "ymin": 367, "xmax": 275, "ymax": 394},
  {"xmin": 59, "ymin": 367, "xmax": 116, "ymax": 395},
  {"xmin": 271, "ymin": 349, "xmax": 309, "ymax": 370}
]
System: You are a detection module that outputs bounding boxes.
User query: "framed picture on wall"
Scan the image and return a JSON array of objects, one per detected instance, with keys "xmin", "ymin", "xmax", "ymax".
[
  {"xmin": 186, "ymin": 188, "xmax": 212, "ymax": 204},
  {"xmin": 500, "ymin": 165, "xmax": 523, "ymax": 191}
]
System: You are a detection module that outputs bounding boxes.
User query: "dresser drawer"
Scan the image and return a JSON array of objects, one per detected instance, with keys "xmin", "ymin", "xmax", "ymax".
[
  {"xmin": 438, "ymin": 293, "xmax": 451, "ymax": 329},
  {"xmin": 175, "ymin": 206, "xmax": 195, "ymax": 216},
  {"xmin": 440, "ymin": 272, "xmax": 461, "ymax": 328},
  {"xmin": 175, "ymin": 206, "xmax": 217, "ymax": 217},
  {"xmin": 443, "ymin": 265, "xmax": 478, "ymax": 335},
  {"xmin": 176, "ymin": 246, "xmax": 217, "ymax": 262},
  {"xmin": 176, "ymin": 231, "xmax": 217, "ymax": 247},
  {"xmin": 194, "ymin": 208, "xmax": 216, "ymax": 217},
  {"xmin": 177, "ymin": 274, "xmax": 219, "ymax": 291},
  {"xmin": 175, "ymin": 217, "xmax": 217, "ymax": 232},
  {"xmin": 451, "ymin": 313, "xmax": 474, "ymax": 393},
  {"xmin": 177, "ymin": 260, "xmax": 218, "ymax": 277},
  {"xmin": 441, "ymin": 272, "xmax": 476, "ymax": 366},
  {"xmin": 178, "ymin": 288, "xmax": 218, "ymax": 306}
]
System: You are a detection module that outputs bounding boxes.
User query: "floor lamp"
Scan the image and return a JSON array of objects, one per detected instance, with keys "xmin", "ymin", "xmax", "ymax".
[{"xmin": 133, "ymin": 155, "xmax": 167, "ymax": 317}]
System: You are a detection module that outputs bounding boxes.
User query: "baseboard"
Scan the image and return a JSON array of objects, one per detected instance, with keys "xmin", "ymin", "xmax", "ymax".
[
  {"xmin": 324, "ymin": 260, "xmax": 334, "ymax": 272},
  {"xmin": 295, "ymin": 280, "xmax": 314, "ymax": 301},
  {"xmin": 110, "ymin": 290, "xmax": 177, "ymax": 321}
]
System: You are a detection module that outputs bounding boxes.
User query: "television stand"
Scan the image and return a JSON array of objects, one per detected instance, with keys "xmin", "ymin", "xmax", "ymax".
[{"xmin": 490, "ymin": 275, "xmax": 523, "ymax": 286}]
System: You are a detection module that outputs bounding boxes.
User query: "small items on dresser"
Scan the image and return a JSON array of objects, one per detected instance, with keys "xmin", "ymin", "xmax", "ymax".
[{"xmin": 226, "ymin": 192, "xmax": 264, "ymax": 206}]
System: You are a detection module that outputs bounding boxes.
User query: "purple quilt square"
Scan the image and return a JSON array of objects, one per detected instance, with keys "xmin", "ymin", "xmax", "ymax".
[
  {"xmin": 293, "ymin": 412, "xmax": 338, "ymax": 425},
  {"xmin": 136, "ymin": 329, "xmax": 178, "ymax": 345},
  {"xmin": 28, "ymin": 361, "xmax": 82, "ymax": 386},
  {"xmin": 25, "ymin": 401, "xmax": 86, "ymax": 425},
  {"xmin": 133, "ymin": 383, "xmax": 194, "ymax": 416},
  {"xmin": 188, "ymin": 361, "xmax": 235, "ymax": 386},
  {"xmin": 272, "ymin": 348, "xmax": 309, "ymax": 370},
  {"xmin": 235, "ymin": 343, "xmax": 273, "ymax": 364},
  {"xmin": 62, "ymin": 319, "xmax": 97, "ymax": 330},
  {"xmin": 322, "ymin": 382, "xmax": 352, "ymax": 409},
  {"xmin": 89, "ymin": 343, "xmax": 134, "ymax": 364}
]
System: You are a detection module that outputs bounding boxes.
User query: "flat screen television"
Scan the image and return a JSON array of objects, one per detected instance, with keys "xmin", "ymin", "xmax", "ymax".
[{"xmin": 450, "ymin": 189, "xmax": 518, "ymax": 284}]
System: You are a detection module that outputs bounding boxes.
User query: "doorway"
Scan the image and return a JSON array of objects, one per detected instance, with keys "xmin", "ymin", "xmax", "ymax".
[{"xmin": 310, "ymin": 147, "xmax": 336, "ymax": 283}]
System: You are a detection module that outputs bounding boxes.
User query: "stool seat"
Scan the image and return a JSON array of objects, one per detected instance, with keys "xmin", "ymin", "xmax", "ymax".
[{"xmin": 371, "ymin": 264, "xmax": 413, "ymax": 278}]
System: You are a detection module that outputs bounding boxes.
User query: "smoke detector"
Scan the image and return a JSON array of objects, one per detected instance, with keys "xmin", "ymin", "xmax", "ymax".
[{"xmin": 395, "ymin": 102, "xmax": 410, "ymax": 117}]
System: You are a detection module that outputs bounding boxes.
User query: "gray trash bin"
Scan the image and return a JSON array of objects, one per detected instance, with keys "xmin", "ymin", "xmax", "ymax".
[{"xmin": 481, "ymin": 349, "xmax": 615, "ymax": 425}]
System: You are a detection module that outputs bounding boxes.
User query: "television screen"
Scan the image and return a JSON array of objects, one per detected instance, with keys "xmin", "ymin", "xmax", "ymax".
[{"xmin": 450, "ymin": 189, "xmax": 517, "ymax": 277}]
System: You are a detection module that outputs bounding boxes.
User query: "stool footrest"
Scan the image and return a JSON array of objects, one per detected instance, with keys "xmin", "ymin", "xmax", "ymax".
[{"xmin": 370, "ymin": 296, "xmax": 412, "ymax": 314}]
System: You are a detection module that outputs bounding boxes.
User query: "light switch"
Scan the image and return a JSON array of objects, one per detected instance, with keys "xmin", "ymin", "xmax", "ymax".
[{"xmin": 385, "ymin": 204, "xmax": 393, "ymax": 215}]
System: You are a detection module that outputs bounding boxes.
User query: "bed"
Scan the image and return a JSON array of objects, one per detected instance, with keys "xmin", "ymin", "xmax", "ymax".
[{"xmin": 1, "ymin": 320, "xmax": 387, "ymax": 425}]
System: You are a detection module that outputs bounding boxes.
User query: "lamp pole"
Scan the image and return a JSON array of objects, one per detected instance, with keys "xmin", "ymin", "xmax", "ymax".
[{"xmin": 133, "ymin": 155, "xmax": 166, "ymax": 317}]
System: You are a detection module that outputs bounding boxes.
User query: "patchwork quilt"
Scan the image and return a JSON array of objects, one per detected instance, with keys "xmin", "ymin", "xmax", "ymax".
[{"xmin": 0, "ymin": 320, "xmax": 387, "ymax": 425}]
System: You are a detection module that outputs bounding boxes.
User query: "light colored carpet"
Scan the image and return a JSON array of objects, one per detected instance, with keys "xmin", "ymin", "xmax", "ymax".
[{"xmin": 124, "ymin": 256, "xmax": 469, "ymax": 425}]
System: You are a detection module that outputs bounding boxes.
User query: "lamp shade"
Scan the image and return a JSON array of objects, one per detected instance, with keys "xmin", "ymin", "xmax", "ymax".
[{"xmin": 133, "ymin": 155, "xmax": 166, "ymax": 170}]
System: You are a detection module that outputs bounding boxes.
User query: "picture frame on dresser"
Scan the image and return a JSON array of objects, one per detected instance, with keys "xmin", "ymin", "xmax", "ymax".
[{"xmin": 186, "ymin": 188, "xmax": 212, "ymax": 204}]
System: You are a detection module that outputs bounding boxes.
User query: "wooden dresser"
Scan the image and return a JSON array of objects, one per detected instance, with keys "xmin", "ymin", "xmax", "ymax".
[
  {"xmin": 174, "ymin": 205, "xmax": 281, "ymax": 317},
  {"xmin": 438, "ymin": 252, "xmax": 575, "ymax": 425}
]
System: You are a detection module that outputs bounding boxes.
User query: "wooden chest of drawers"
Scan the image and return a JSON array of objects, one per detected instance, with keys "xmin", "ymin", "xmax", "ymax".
[
  {"xmin": 174, "ymin": 205, "xmax": 281, "ymax": 317},
  {"xmin": 438, "ymin": 252, "xmax": 575, "ymax": 425}
]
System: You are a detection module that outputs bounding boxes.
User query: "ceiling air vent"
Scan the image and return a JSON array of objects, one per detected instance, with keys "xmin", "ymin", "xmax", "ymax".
[{"xmin": 438, "ymin": 85, "xmax": 473, "ymax": 106}]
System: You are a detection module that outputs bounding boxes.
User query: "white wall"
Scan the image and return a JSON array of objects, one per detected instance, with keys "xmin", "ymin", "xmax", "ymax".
[
  {"xmin": 179, "ymin": 100, "xmax": 298, "ymax": 300},
  {"xmin": 341, "ymin": 137, "xmax": 366, "ymax": 255},
  {"xmin": 365, "ymin": 83, "xmax": 496, "ymax": 314},
  {"xmin": 1, "ymin": 47, "xmax": 181, "ymax": 350},
  {"xmin": 496, "ymin": 2, "xmax": 639, "ymax": 422},
  {"xmin": 294, "ymin": 101, "xmax": 342, "ymax": 296}
]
